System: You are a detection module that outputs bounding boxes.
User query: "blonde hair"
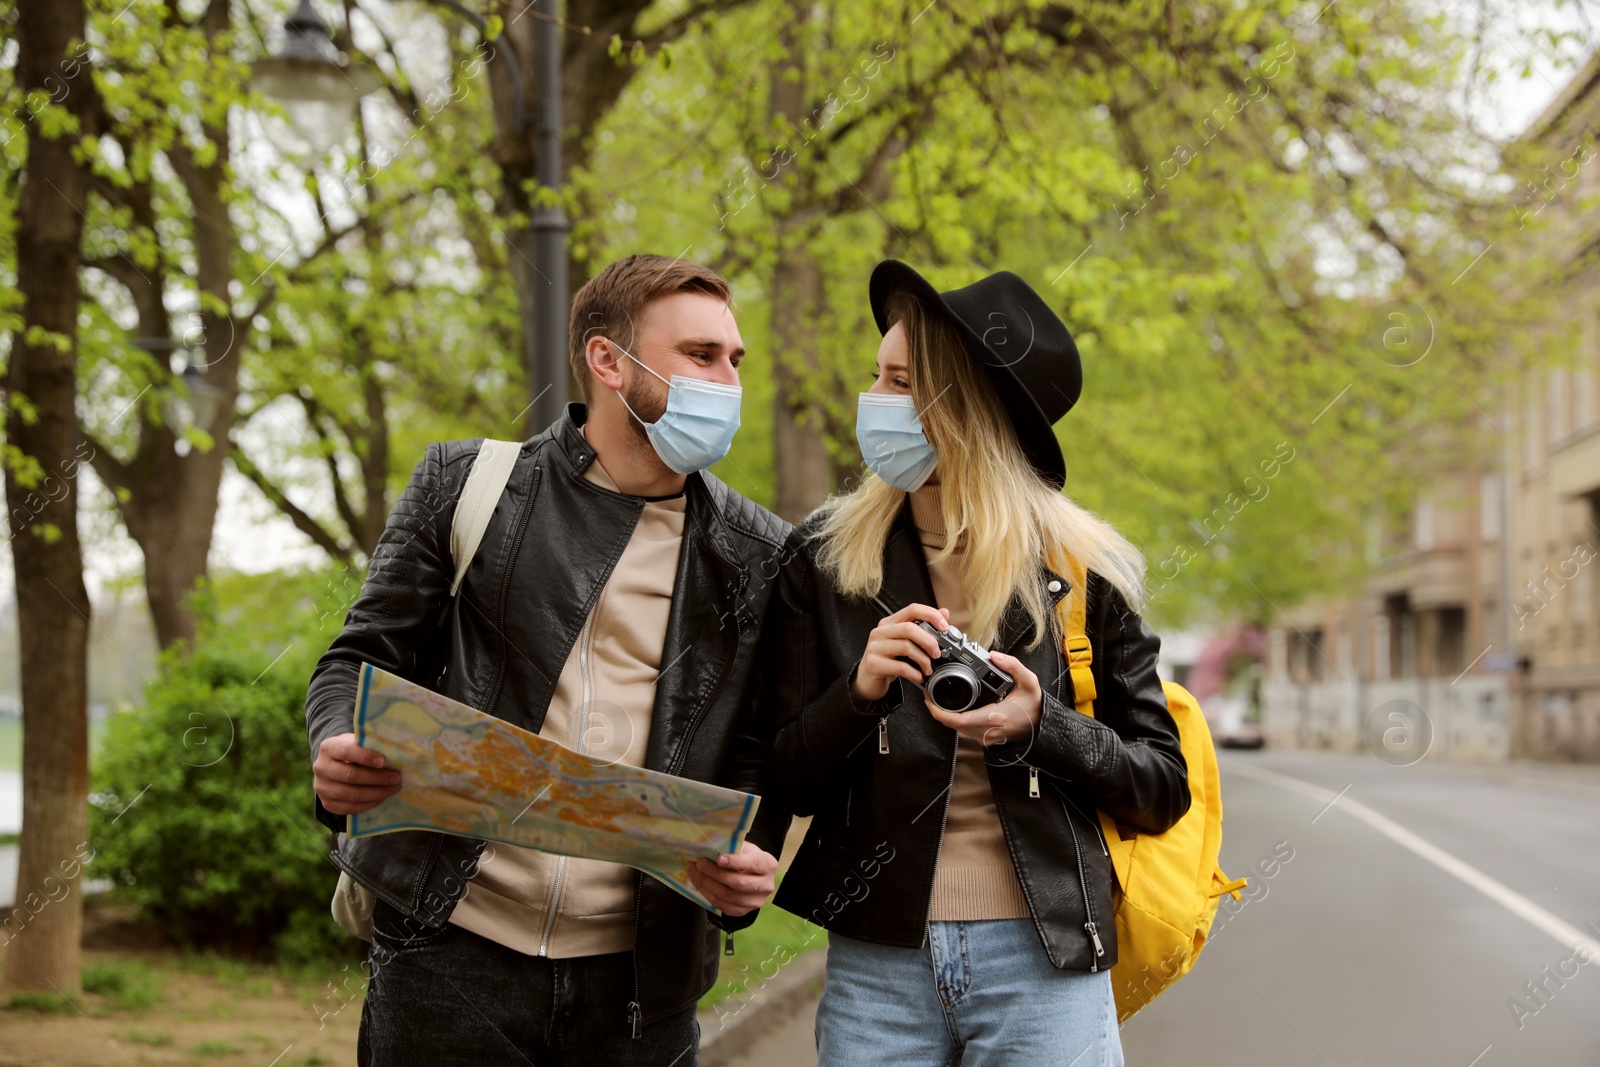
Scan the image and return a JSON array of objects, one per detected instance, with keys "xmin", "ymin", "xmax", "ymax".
[{"xmin": 811, "ymin": 290, "xmax": 1147, "ymax": 649}]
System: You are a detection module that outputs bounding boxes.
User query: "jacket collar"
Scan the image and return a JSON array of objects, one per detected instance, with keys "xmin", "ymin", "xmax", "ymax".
[
  {"xmin": 553, "ymin": 401, "xmax": 603, "ymax": 474},
  {"xmin": 554, "ymin": 402, "xmax": 746, "ymax": 579}
]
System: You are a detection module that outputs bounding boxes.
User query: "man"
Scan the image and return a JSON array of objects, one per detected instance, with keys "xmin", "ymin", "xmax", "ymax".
[{"xmin": 305, "ymin": 254, "xmax": 792, "ymax": 1066}]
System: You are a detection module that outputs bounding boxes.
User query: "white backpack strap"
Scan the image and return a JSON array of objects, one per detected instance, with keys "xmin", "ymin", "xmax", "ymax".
[{"xmin": 447, "ymin": 439, "xmax": 522, "ymax": 597}]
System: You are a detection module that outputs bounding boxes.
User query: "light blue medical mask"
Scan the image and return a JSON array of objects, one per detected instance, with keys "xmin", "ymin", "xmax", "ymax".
[
  {"xmin": 608, "ymin": 340, "xmax": 742, "ymax": 474},
  {"xmin": 856, "ymin": 393, "xmax": 938, "ymax": 492}
]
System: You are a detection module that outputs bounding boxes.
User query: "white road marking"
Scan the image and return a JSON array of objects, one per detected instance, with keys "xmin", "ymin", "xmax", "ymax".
[{"xmin": 1228, "ymin": 762, "xmax": 1600, "ymax": 958}]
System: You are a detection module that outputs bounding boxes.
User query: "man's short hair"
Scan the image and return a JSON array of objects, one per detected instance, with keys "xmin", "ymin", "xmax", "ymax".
[{"xmin": 569, "ymin": 254, "xmax": 733, "ymax": 399}]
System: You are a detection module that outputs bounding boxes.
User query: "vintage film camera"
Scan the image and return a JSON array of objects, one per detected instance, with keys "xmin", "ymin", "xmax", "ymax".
[
  {"xmin": 911, "ymin": 619, "xmax": 1016, "ymax": 712},
  {"xmin": 872, "ymin": 596, "xmax": 1017, "ymax": 713}
]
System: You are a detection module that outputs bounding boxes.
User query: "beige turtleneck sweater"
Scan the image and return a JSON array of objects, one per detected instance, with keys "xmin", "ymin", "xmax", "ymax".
[
  {"xmin": 909, "ymin": 485, "xmax": 1032, "ymax": 921},
  {"xmin": 447, "ymin": 455, "xmax": 686, "ymax": 957}
]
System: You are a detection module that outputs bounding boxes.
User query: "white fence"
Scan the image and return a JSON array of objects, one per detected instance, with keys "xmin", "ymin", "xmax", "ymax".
[{"xmin": 1262, "ymin": 675, "xmax": 1511, "ymax": 762}]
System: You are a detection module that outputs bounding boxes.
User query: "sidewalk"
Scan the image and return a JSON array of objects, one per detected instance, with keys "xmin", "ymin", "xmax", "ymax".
[
  {"xmin": 697, "ymin": 818, "xmax": 823, "ymax": 1066},
  {"xmin": 697, "ymin": 948, "xmax": 822, "ymax": 1067}
]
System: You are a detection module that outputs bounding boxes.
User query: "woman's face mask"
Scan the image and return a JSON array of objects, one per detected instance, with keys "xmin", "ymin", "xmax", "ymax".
[
  {"xmin": 856, "ymin": 392, "xmax": 937, "ymax": 492},
  {"xmin": 607, "ymin": 340, "xmax": 742, "ymax": 474}
]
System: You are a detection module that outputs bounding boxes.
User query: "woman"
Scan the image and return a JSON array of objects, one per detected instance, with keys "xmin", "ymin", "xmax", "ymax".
[{"xmin": 764, "ymin": 261, "xmax": 1191, "ymax": 1067}]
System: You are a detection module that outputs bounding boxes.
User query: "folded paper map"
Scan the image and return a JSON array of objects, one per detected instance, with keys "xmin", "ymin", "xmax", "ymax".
[{"xmin": 347, "ymin": 663, "xmax": 759, "ymax": 912}]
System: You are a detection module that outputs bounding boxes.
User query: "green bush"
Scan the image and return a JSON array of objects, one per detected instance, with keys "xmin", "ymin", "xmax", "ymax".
[{"xmin": 88, "ymin": 596, "xmax": 352, "ymax": 963}]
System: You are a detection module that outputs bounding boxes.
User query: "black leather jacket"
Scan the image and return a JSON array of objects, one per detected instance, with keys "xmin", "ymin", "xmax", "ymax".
[
  {"xmin": 304, "ymin": 404, "xmax": 791, "ymax": 1029},
  {"xmin": 765, "ymin": 502, "xmax": 1190, "ymax": 971}
]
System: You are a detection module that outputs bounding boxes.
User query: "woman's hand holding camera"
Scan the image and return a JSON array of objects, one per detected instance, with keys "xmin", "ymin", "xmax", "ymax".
[
  {"xmin": 850, "ymin": 603, "xmax": 951, "ymax": 707},
  {"xmin": 925, "ymin": 651, "xmax": 1043, "ymax": 747}
]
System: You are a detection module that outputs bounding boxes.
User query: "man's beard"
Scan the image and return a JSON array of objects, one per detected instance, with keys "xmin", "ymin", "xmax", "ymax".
[{"xmin": 621, "ymin": 370, "xmax": 669, "ymax": 453}]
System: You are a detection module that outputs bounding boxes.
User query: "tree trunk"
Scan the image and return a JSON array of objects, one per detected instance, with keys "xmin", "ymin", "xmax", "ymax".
[
  {"xmin": 87, "ymin": 0, "xmax": 242, "ymax": 652},
  {"xmin": 771, "ymin": 245, "xmax": 833, "ymax": 519},
  {"xmin": 768, "ymin": 0, "xmax": 833, "ymax": 521},
  {"xmin": 118, "ymin": 474, "xmax": 221, "ymax": 650},
  {"xmin": 2, "ymin": 0, "xmax": 93, "ymax": 995}
]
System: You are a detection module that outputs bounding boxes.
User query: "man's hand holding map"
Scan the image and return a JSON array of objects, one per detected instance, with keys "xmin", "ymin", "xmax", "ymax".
[{"xmin": 346, "ymin": 662, "xmax": 760, "ymax": 913}]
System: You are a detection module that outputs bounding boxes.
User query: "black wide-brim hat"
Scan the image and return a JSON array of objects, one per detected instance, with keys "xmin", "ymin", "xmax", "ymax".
[{"xmin": 869, "ymin": 259, "xmax": 1080, "ymax": 490}]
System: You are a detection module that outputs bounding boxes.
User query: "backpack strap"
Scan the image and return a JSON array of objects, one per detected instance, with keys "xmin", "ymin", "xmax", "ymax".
[
  {"xmin": 1053, "ymin": 553, "xmax": 1142, "ymax": 875},
  {"xmin": 447, "ymin": 439, "xmax": 522, "ymax": 597},
  {"xmin": 1056, "ymin": 555, "xmax": 1096, "ymax": 718}
]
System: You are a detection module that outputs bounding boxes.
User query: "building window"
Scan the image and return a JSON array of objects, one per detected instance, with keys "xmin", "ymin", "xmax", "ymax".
[
  {"xmin": 1385, "ymin": 593, "xmax": 1416, "ymax": 679},
  {"xmin": 1480, "ymin": 472, "xmax": 1501, "ymax": 542},
  {"xmin": 1288, "ymin": 628, "xmax": 1327, "ymax": 684},
  {"xmin": 1549, "ymin": 368, "xmax": 1570, "ymax": 445},
  {"xmin": 1575, "ymin": 368, "xmax": 1594, "ymax": 432},
  {"xmin": 1437, "ymin": 607, "xmax": 1466, "ymax": 677},
  {"xmin": 1414, "ymin": 498, "xmax": 1435, "ymax": 552},
  {"xmin": 1372, "ymin": 614, "xmax": 1390, "ymax": 679}
]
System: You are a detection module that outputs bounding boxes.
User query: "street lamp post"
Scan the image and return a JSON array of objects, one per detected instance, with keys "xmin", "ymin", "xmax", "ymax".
[
  {"xmin": 250, "ymin": 0, "xmax": 381, "ymax": 159},
  {"xmin": 529, "ymin": 0, "xmax": 569, "ymax": 433},
  {"xmin": 133, "ymin": 339, "xmax": 224, "ymax": 454}
]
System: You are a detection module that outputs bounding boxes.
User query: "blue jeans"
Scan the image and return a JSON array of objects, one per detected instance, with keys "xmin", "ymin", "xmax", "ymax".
[{"xmin": 816, "ymin": 920, "xmax": 1123, "ymax": 1067}]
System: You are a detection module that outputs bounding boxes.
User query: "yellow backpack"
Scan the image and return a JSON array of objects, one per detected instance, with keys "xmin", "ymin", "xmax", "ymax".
[{"xmin": 1055, "ymin": 558, "xmax": 1247, "ymax": 1022}]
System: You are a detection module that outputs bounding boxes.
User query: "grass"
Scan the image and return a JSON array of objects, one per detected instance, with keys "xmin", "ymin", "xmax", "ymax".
[
  {"xmin": 0, "ymin": 941, "xmax": 362, "ymax": 1067},
  {"xmin": 121, "ymin": 1028, "xmax": 174, "ymax": 1047},
  {"xmin": 3, "ymin": 961, "xmax": 165, "ymax": 1016},
  {"xmin": 174, "ymin": 948, "xmax": 281, "ymax": 998},
  {"xmin": 5, "ymin": 990, "xmax": 77, "ymax": 1013},
  {"xmin": 194, "ymin": 1039, "xmax": 245, "ymax": 1056},
  {"xmin": 81, "ymin": 960, "xmax": 164, "ymax": 1011},
  {"xmin": 698, "ymin": 904, "xmax": 826, "ymax": 1011}
]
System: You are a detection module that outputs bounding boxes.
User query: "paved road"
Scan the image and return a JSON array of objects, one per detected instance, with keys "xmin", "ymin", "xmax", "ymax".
[
  {"xmin": 1122, "ymin": 749, "xmax": 1600, "ymax": 1066},
  {"xmin": 724, "ymin": 750, "xmax": 1600, "ymax": 1066}
]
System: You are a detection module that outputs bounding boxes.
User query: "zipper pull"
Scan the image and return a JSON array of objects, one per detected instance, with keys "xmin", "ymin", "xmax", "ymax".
[
  {"xmin": 627, "ymin": 1000, "xmax": 642, "ymax": 1039},
  {"xmin": 878, "ymin": 717, "xmax": 890, "ymax": 755},
  {"xmin": 1029, "ymin": 766, "xmax": 1040, "ymax": 798},
  {"xmin": 1086, "ymin": 921, "xmax": 1105, "ymax": 958},
  {"xmin": 724, "ymin": 931, "xmax": 735, "ymax": 956}
]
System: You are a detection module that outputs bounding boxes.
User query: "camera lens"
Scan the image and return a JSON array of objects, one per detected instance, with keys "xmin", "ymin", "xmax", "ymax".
[{"xmin": 928, "ymin": 665, "xmax": 979, "ymax": 713}]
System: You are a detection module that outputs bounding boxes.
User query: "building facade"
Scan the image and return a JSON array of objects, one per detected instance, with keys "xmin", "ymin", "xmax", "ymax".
[{"xmin": 1263, "ymin": 60, "xmax": 1600, "ymax": 763}]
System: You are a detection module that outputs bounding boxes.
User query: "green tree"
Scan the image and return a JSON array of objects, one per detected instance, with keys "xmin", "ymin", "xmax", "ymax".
[
  {"xmin": 579, "ymin": 0, "xmax": 1574, "ymax": 622},
  {"xmin": 1, "ymin": 0, "xmax": 97, "ymax": 995}
]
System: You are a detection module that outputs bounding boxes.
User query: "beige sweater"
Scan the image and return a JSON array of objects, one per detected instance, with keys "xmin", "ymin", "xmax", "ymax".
[
  {"xmin": 910, "ymin": 486, "xmax": 1032, "ymax": 921},
  {"xmin": 447, "ymin": 455, "xmax": 686, "ymax": 957}
]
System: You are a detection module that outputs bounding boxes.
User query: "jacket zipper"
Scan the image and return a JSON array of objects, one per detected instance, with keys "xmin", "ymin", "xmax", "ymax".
[
  {"xmin": 627, "ymin": 870, "xmax": 644, "ymax": 1038},
  {"xmin": 990, "ymin": 584, "xmax": 1103, "ymax": 965},
  {"xmin": 628, "ymin": 553, "xmax": 747, "ymax": 1037},
  {"xmin": 537, "ymin": 607, "xmax": 599, "ymax": 956},
  {"xmin": 1026, "ymin": 601, "xmax": 1065, "ymax": 796},
  {"xmin": 919, "ymin": 734, "xmax": 961, "ymax": 946},
  {"xmin": 1058, "ymin": 787, "xmax": 1109, "ymax": 859},
  {"xmin": 1047, "ymin": 592, "xmax": 1109, "ymax": 865},
  {"xmin": 921, "ymin": 594, "xmax": 1044, "ymax": 939},
  {"xmin": 1048, "ymin": 597, "xmax": 1103, "ymax": 964},
  {"xmin": 483, "ymin": 466, "xmax": 541, "ymax": 719},
  {"xmin": 1061, "ymin": 806, "xmax": 1105, "ymax": 969}
]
